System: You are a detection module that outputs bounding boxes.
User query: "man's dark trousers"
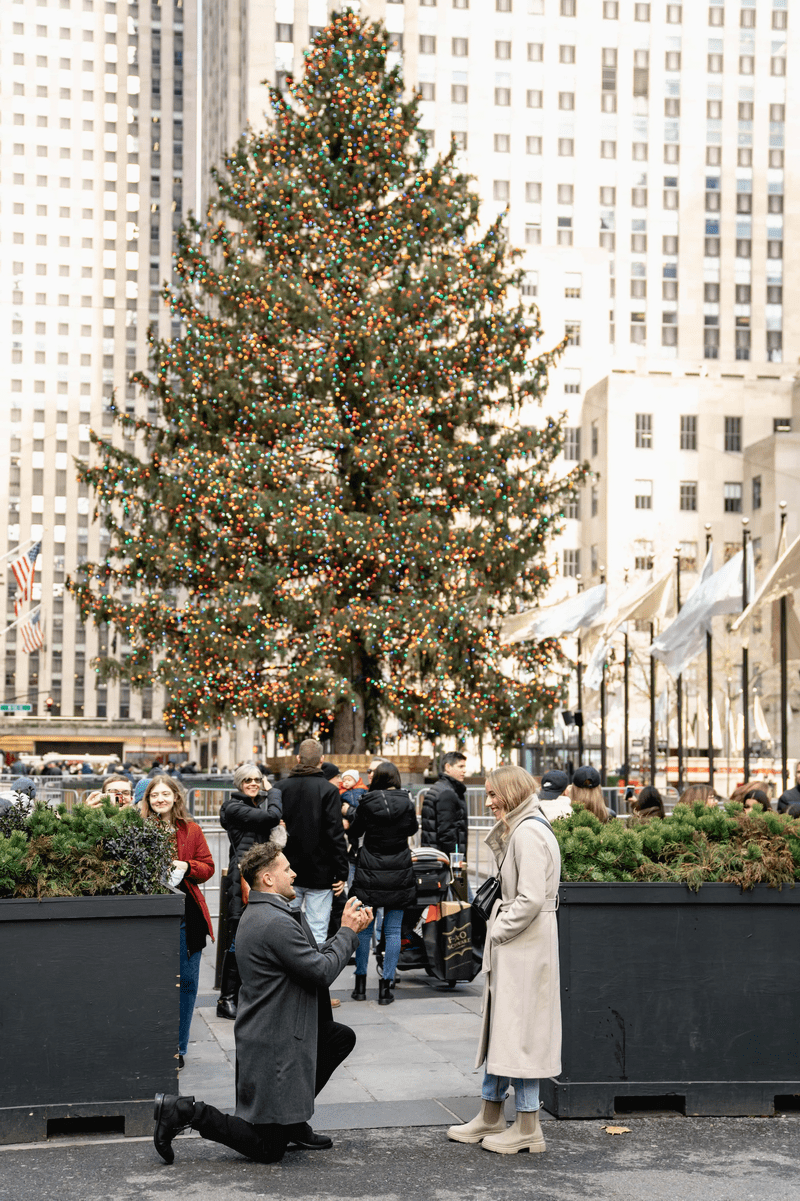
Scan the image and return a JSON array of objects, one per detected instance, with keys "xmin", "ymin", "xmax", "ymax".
[{"xmin": 188, "ymin": 1020, "xmax": 356, "ymax": 1162}]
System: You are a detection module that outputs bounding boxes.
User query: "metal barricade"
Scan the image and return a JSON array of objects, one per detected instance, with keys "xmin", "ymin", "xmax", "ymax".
[
  {"xmin": 185, "ymin": 787, "xmax": 231, "ymax": 819},
  {"xmin": 195, "ymin": 818, "xmax": 228, "ymax": 923}
]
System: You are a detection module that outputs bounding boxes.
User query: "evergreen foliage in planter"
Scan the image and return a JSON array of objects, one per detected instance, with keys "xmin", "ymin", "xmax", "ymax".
[
  {"xmin": 0, "ymin": 799, "xmax": 174, "ymax": 899},
  {"xmin": 554, "ymin": 801, "xmax": 800, "ymax": 890}
]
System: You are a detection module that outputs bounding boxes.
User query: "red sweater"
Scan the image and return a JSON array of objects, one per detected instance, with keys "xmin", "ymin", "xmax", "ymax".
[{"xmin": 175, "ymin": 819, "xmax": 215, "ymax": 941}]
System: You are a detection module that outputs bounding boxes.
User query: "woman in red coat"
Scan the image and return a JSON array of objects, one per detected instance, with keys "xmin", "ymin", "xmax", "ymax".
[{"xmin": 142, "ymin": 776, "xmax": 215, "ymax": 1068}]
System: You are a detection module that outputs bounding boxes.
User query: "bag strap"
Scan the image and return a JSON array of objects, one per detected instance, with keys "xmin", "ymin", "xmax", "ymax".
[{"xmin": 498, "ymin": 812, "xmax": 550, "ymax": 867}]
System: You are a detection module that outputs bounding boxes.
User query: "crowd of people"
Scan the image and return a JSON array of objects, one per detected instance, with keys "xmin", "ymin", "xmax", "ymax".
[{"xmin": 5, "ymin": 741, "xmax": 799, "ymax": 1166}]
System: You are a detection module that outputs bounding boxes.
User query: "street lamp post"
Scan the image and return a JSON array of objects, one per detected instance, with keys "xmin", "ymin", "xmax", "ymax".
[
  {"xmin": 705, "ymin": 524, "xmax": 714, "ymax": 788},
  {"xmin": 742, "ymin": 517, "xmax": 750, "ymax": 784},
  {"xmin": 600, "ymin": 565, "xmax": 607, "ymax": 786},
  {"xmin": 576, "ymin": 575, "xmax": 584, "ymax": 764},
  {"xmin": 675, "ymin": 545, "xmax": 683, "ymax": 794},
  {"xmin": 623, "ymin": 570, "xmax": 630, "ymax": 788},
  {"xmin": 779, "ymin": 502, "xmax": 788, "ymax": 794}
]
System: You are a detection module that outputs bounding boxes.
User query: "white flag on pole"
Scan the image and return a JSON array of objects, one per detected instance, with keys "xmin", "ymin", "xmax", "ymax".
[
  {"xmin": 732, "ymin": 531, "xmax": 800, "ymax": 635},
  {"xmin": 584, "ymin": 637, "xmax": 607, "ymax": 691},
  {"xmin": 753, "ymin": 694, "xmax": 771, "ymax": 743},
  {"xmin": 500, "ymin": 583, "xmax": 607, "ymax": 646},
  {"xmin": 603, "ymin": 570, "xmax": 672, "ymax": 639},
  {"xmin": 650, "ymin": 547, "xmax": 754, "ymax": 679}
]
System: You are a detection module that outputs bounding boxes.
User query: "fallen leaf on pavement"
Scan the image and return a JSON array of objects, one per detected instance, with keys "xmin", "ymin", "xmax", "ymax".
[{"xmin": 604, "ymin": 1125, "xmax": 631, "ymax": 1135}]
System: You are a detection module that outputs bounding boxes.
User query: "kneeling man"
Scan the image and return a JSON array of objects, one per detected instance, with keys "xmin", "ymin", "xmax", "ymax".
[{"xmin": 154, "ymin": 840, "xmax": 372, "ymax": 1164}]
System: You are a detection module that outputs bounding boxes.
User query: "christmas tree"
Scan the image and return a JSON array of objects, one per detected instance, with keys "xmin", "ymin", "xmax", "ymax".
[{"xmin": 72, "ymin": 12, "xmax": 587, "ymax": 754}]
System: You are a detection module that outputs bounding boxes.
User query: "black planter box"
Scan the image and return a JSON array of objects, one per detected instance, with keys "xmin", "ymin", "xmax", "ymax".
[
  {"xmin": 0, "ymin": 892, "xmax": 184, "ymax": 1143},
  {"xmin": 541, "ymin": 882, "xmax": 800, "ymax": 1119}
]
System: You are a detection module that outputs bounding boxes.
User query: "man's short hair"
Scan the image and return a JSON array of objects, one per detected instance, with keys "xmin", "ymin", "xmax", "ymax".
[
  {"xmin": 441, "ymin": 752, "xmax": 467, "ymax": 772},
  {"xmin": 239, "ymin": 841, "xmax": 283, "ymax": 886},
  {"xmin": 102, "ymin": 773, "xmax": 130, "ymax": 790},
  {"xmin": 298, "ymin": 738, "xmax": 323, "ymax": 767}
]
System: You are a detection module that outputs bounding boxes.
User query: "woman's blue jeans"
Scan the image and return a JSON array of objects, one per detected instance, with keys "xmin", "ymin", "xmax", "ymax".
[
  {"xmin": 179, "ymin": 918, "xmax": 202, "ymax": 1056},
  {"xmin": 481, "ymin": 1072, "xmax": 540, "ymax": 1112},
  {"xmin": 355, "ymin": 908, "xmax": 403, "ymax": 980}
]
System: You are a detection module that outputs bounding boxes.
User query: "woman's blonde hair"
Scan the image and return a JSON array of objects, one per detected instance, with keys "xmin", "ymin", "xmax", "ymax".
[
  {"xmin": 141, "ymin": 774, "xmax": 191, "ymax": 826},
  {"xmin": 571, "ymin": 784, "xmax": 609, "ymax": 823},
  {"xmin": 485, "ymin": 765, "xmax": 538, "ymax": 820}
]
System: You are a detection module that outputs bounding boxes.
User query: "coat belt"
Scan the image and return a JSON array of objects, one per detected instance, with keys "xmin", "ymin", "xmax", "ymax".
[{"xmin": 541, "ymin": 896, "xmax": 559, "ymax": 912}]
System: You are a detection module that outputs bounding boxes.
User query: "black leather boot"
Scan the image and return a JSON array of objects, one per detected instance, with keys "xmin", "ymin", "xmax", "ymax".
[
  {"xmin": 378, "ymin": 978, "xmax": 394, "ymax": 1006},
  {"xmin": 153, "ymin": 1093, "xmax": 196, "ymax": 1164},
  {"xmin": 216, "ymin": 951, "xmax": 240, "ymax": 1020},
  {"xmin": 351, "ymin": 974, "xmax": 367, "ymax": 1001}
]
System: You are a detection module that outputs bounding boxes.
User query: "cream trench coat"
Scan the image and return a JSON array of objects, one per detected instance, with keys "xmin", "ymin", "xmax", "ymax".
[{"xmin": 475, "ymin": 795, "xmax": 562, "ymax": 1080}]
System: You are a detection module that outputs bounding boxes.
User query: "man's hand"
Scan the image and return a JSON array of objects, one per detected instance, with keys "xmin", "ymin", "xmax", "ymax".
[
  {"xmin": 332, "ymin": 879, "xmax": 346, "ymax": 896},
  {"xmin": 341, "ymin": 897, "xmax": 373, "ymax": 933}
]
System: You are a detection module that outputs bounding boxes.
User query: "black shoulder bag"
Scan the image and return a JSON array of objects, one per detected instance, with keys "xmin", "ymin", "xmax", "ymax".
[{"xmin": 471, "ymin": 813, "xmax": 553, "ymax": 922}]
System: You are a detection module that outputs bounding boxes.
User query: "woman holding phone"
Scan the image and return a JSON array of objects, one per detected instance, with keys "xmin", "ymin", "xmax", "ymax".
[{"xmin": 141, "ymin": 775, "xmax": 215, "ymax": 1069}]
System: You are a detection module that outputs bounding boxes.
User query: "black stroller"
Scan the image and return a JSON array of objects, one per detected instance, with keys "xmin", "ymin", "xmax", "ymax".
[{"xmin": 375, "ymin": 847, "xmax": 485, "ymax": 987}]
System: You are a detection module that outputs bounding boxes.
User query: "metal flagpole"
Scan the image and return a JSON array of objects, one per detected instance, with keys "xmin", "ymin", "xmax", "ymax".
[
  {"xmin": 0, "ymin": 604, "xmax": 42, "ymax": 640},
  {"xmin": 576, "ymin": 576, "xmax": 584, "ymax": 764},
  {"xmin": 622, "ymin": 572, "xmax": 629, "ymax": 786},
  {"xmin": 649, "ymin": 620, "xmax": 656, "ymax": 785},
  {"xmin": 779, "ymin": 502, "xmax": 789, "ymax": 794},
  {"xmin": 675, "ymin": 545, "xmax": 683, "ymax": 794},
  {"xmin": 742, "ymin": 518, "xmax": 750, "ymax": 784},
  {"xmin": 600, "ymin": 566, "xmax": 607, "ymax": 786},
  {"xmin": 705, "ymin": 524, "xmax": 714, "ymax": 788}
]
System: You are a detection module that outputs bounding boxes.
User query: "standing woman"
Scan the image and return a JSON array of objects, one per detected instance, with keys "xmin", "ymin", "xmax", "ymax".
[
  {"xmin": 348, "ymin": 762, "xmax": 418, "ymax": 1006},
  {"xmin": 217, "ymin": 764, "xmax": 284, "ymax": 1019},
  {"xmin": 141, "ymin": 775, "xmax": 215, "ymax": 1069},
  {"xmin": 448, "ymin": 764, "xmax": 561, "ymax": 1155}
]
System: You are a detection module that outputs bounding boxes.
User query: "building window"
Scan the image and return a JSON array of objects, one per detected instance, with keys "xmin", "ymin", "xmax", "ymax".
[
  {"xmin": 591, "ymin": 422, "xmax": 598, "ymax": 457},
  {"xmin": 739, "ymin": 55, "xmax": 754, "ymax": 74},
  {"xmin": 559, "ymin": 45, "xmax": 576, "ymax": 63},
  {"xmin": 528, "ymin": 43, "xmax": 543, "ymax": 61},
  {"xmin": 705, "ymin": 327, "xmax": 720, "ymax": 358},
  {"xmin": 275, "ymin": 22, "xmax": 293, "ymax": 40},
  {"xmin": 564, "ymin": 271, "xmax": 580, "ymax": 297},
  {"xmin": 564, "ymin": 368, "xmax": 581, "ymax": 393},
  {"xmin": 708, "ymin": 54, "xmax": 723, "ymax": 72},
  {"xmin": 665, "ymin": 50, "xmax": 681, "ymax": 70},
  {"xmin": 635, "ymin": 413, "xmax": 652, "ymax": 449},
  {"xmin": 591, "ymin": 485, "xmax": 598, "ymax": 516},
  {"xmin": 667, "ymin": 4, "xmax": 682, "ymax": 21},
  {"xmin": 565, "ymin": 323, "xmax": 581, "ymax": 346},
  {"xmin": 495, "ymin": 40, "xmax": 511, "ymax": 59},
  {"xmin": 452, "ymin": 84, "xmax": 468, "ymax": 103},
  {"xmin": 525, "ymin": 224, "xmax": 541, "ymax": 244},
  {"xmin": 774, "ymin": 417, "xmax": 792, "ymax": 433},
  {"xmin": 752, "ymin": 475, "xmax": 762, "ymax": 511},
  {"xmin": 558, "ymin": 138, "xmax": 574, "ymax": 156},
  {"xmin": 563, "ymin": 549, "xmax": 580, "ymax": 577},
  {"xmin": 494, "ymin": 133, "xmax": 510, "ymax": 152},
  {"xmin": 561, "ymin": 0, "xmax": 576, "ymax": 13},
  {"xmin": 526, "ymin": 182, "xmax": 542, "ymax": 203},
  {"xmin": 767, "ymin": 331, "xmax": 783, "ymax": 362},
  {"xmin": 527, "ymin": 89, "xmax": 543, "ymax": 108},
  {"xmin": 419, "ymin": 81, "xmax": 436, "ymax": 100},
  {"xmin": 495, "ymin": 87, "xmax": 511, "ymax": 105},
  {"xmin": 634, "ymin": 2, "xmax": 650, "ymax": 18},
  {"xmin": 600, "ymin": 140, "xmax": 616, "ymax": 158},
  {"xmin": 680, "ymin": 481, "xmax": 697, "ymax": 511},
  {"xmin": 563, "ymin": 427, "xmax": 581, "ymax": 460},
  {"xmin": 521, "ymin": 270, "xmax": 538, "ymax": 296},
  {"xmin": 420, "ymin": 35, "xmax": 437, "ymax": 53},
  {"xmin": 631, "ymin": 315, "xmax": 646, "ymax": 344},
  {"xmin": 708, "ymin": 5, "xmax": 724, "ymax": 25},
  {"xmin": 679, "ymin": 542, "xmax": 698, "ymax": 572},
  {"xmin": 526, "ymin": 136, "xmax": 542, "ymax": 155},
  {"xmin": 603, "ymin": 1, "xmax": 618, "ymax": 16},
  {"xmin": 680, "ymin": 415, "xmax": 697, "ymax": 450},
  {"xmin": 662, "ymin": 317, "xmax": 677, "ymax": 347},
  {"xmin": 590, "ymin": 544, "xmax": 599, "ymax": 575},
  {"xmin": 724, "ymin": 482, "xmax": 742, "ymax": 513},
  {"xmin": 724, "ymin": 416, "xmax": 742, "ymax": 453},
  {"xmin": 452, "ymin": 38, "xmax": 468, "ymax": 55},
  {"xmin": 493, "ymin": 180, "xmax": 510, "ymax": 201},
  {"xmin": 565, "ymin": 495, "xmax": 580, "ymax": 520},
  {"xmin": 635, "ymin": 479, "xmax": 653, "ymax": 510},
  {"xmin": 635, "ymin": 540, "xmax": 654, "ymax": 571},
  {"xmin": 496, "ymin": 0, "xmax": 512, "ymax": 9},
  {"xmin": 735, "ymin": 328, "xmax": 751, "ymax": 360},
  {"xmin": 452, "ymin": 130, "xmax": 468, "ymax": 149}
]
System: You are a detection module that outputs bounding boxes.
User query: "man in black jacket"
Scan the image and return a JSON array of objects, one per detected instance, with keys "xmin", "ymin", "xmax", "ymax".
[
  {"xmin": 275, "ymin": 739, "xmax": 349, "ymax": 949},
  {"xmin": 777, "ymin": 762, "xmax": 800, "ymax": 812},
  {"xmin": 420, "ymin": 752, "xmax": 468, "ymax": 858}
]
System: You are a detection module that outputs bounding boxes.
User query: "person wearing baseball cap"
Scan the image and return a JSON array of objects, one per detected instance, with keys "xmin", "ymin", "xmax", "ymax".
[
  {"xmin": 571, "ymin": 765, "xmax": 612, "ymax": 822},
  {"xmin": 536, "ymin": 769, "xmax": 572, "ymax": 822}
]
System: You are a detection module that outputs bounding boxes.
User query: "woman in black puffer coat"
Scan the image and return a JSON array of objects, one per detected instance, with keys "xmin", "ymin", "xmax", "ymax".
[
  {"xmin": 216, "ymin": 763, "xmax": 284, "ymax": 1019},
  {"xmin": 348, "ymin": 761, "xmax": 418, "ymax": 1006}
]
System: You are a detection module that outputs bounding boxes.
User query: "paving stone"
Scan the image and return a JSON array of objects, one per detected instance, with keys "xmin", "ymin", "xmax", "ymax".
[{"xmin": 314, "ymin": 1098, "xmax": 457, "ymax": 1130}]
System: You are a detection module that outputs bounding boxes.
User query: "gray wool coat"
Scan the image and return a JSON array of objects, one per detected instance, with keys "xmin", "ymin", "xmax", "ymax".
[{"xmin": 233, "ymin": 891, "xmax": 358, "ymax": 1125}]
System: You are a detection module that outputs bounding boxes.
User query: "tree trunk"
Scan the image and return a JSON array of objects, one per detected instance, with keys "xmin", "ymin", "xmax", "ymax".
[{"xmin": 332, "ymin": 691, "xmax": 366, "ymax": 755}]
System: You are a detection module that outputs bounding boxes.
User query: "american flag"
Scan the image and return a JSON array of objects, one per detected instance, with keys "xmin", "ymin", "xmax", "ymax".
[
  {"xmin": 20, "ymin": 609, "xmax": 44, "ymax": 654},
  {"xmin": 11, "ymin": 541, "xmax": 42, "ymax": 601}
]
